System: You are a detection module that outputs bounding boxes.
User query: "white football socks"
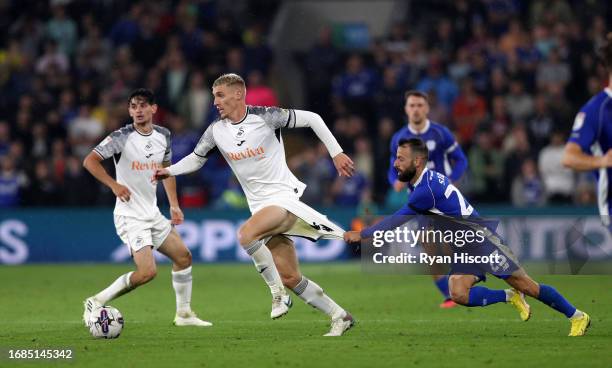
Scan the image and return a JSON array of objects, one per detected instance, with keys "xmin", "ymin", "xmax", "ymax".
[
  {"xmin": 95, "ymin": 271, "xmax": 134, "ymax": 305},
  {"xmin": 291, "ymin": 276, "xmax": 345, "ymax": 320},
  {"xmin": 172, "ymin": 266, "xmax": 193, "ymax": 314},
  {"xmin": 245, "ymin": 240, "xmax": 285, "ymax": 296}
]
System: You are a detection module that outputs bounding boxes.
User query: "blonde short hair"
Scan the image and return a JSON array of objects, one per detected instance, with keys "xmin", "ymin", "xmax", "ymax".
[{"xmin": 213, "ymin": 73, "xmax": 245, "ymax": 88}]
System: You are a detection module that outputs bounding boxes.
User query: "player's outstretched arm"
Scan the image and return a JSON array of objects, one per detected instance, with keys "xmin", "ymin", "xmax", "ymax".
[
  {"xmin": 292, "ymin": 109, "xmax": 354, "ymax": 177},
  {"xmin": 83, "ymin": 151, "xmax": 131, "ymax": 202},
  {"xmin": 152, "ymin": 152, "xmax": 207, "ymax": 181},
  {"xmin": 562, "ymin": 142, "xmax": 612, "ymax": 171}
]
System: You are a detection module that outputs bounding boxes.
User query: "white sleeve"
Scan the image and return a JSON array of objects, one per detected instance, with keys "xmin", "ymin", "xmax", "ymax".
[
  {"xmin": 167, "ymin": 152, "xmax": 207, "ymax": 176},
  {"xmin": 292, "ymin": 110, "xmax": 343, "ymax": 158}
]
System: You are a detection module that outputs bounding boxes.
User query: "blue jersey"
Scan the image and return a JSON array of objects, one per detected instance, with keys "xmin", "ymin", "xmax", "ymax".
[
  {"xmin": 568, "ymin": 88, "xmax": 612, "ymax": 219},
  {"xmin": 362, "ymin": 169, "xmax": 519, "ymax": 279},
  {"xmin": 388, "ymin": 120, "xmax": 467, "ymax": 185},
  {"xmin": 364, "ymin": 168, "xmax": 478, "ymax": 238}
]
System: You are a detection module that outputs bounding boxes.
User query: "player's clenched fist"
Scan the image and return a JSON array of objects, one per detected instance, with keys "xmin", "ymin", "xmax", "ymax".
[
  {"xmin": 152, "ymin": 168, "xmax": 171, "ymax": 181},
  {"xmin": 111, "ymin": 183, "xmax": 131, "ymax": 202},
  {"xmin": 333, "ymin": 153, "xmax": 355, "ymax": 177},
  {"xmin": 344, "ymin": 231, "xmax": 361, "ymax": 243}
]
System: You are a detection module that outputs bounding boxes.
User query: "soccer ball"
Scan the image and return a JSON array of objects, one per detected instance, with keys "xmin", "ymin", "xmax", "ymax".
[{"xmin": 88, "ymin": 306, "xmax": 124, "ymax": 339}]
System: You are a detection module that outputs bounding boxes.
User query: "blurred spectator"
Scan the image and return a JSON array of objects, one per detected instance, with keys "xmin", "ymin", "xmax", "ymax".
[
  {"xmin": 331, "ymin": 171, "xmax": 369, "ymax": 207},
  {"xmin": 468, "ymin": 130, "xmax": 505, "ymax": 202},
  {"xmin": 502, "ymin": 124, "xmax": 534, "ymax": 194},
  {"xmin": 332, "ymin": 54, "xmax": 378, "ymax": 123},
  {"xmin": 46, "ymin": 5, "xmax": 78, "ymax": 57},
  {"xmin": 0, "ymin": 155, "xmax": 27, "ymax": 207},
  {"xmin": 169, "ymin": 114, "xmax": 200, "ymax": 162},
  {"xmin": 538, "ymin": 131, "xmax": 574, "ymax": 204},
  {"xmin": 178, "ymin": 71, "xmax": 212, "ymax": 129},
  {"xmin": 77, "ymin": 24, "xmax": 112, "ymax": 75},
  {"xmin": 161, "ymin": 48, "xmax": 190, "ymax": 110},
  {"xmin": 373, "ymin": 117, "xmax": 396, "ymax": 203},
  {"xmin": 24, "ymin": 159, "xmax": 58, "ymax": 206},
  {"xmin": 505, "ymin": 79, "xmax": 534, "ymax": 123},
  {"xmin": 131, "ymin": 11, "xmax": 165, "ymax": 69},
  {"xmin": 31, "ymin": 123, "xmax": 50, "ymax": 159},
  {"xmin": 109, "ymin": 3, "xmax": 142, "ymax": 46},
  {"xmin": 62, "ymin": 155, "xmax": 96, "ymax": 206},
  {"xmin": 245, "ymin": 70, "xmax": 279, "ymax": 107},
  {"xmin": 36, "ymin": 39, "xmax": 69, "ymax": 74},
  {"xmin": 416, "ymin": 58, "xmax": 458, "ymax": 109},
  {"xmin": 68, "ymin": 105, "xmax": 104, "ymax": 158},
  {"xmin": 511, "ymin": 159, "xmax": 545, "ymax": 207},
  {"xmin": 426, "ymin": 91, "xmax": 450, "ymax": 125},
  {"xmin": 448, "ymin": 47, "xmax": 472, "ymax": 82},
  {"xmin": 290, "ymin": 144, "xmax": 334, "ymax": 206},
  {"xmin": 353, "ymin": 137, "xmax": 374, "ymax": 180},
  {"xmin": 452, "ymin": 78, "xmax": 486, "ymax": 144},
  {"xmin": 536, "ymin": 47, "xmax": 571, "ymax": 90},
  {"xmin": 243, "ymin": 24, "xmax": 273, "ymax": 74},
  {"xmin": 526, "ymin": 93, "xmax": 555, "ymax": 151},
  {"xmin": 374, "ymin": 67, "xmax": 405, "ymax": 123},
  {"xmin": 488, "ymin": 96, "xmax": 511, "ymax": 146},
  {"xmin": 530, "ymin": 0, "xmax": 573, "ymax": 27},
  {"xmin": 0, "ymin": 121, "xmax": 10, "ymax": 156}
]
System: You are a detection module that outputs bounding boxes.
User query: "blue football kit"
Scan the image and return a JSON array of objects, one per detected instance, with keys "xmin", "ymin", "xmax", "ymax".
[
  {"xmin": 388, "ymin": 120, "xmax": 467, "ymax": 186},
  {"xmin": 567, "ymin": 88, "xmax": 612, "ymax": 227}
]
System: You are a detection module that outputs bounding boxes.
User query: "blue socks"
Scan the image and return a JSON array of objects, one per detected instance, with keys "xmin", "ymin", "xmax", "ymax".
[
  {"xmin": 467, "ymin": 286, "xmax": 507, "ymax": 307},
  {"xmin": 434, "ymin": 275, "xmax": 451, "ymax": 299},
  {"xmin": 537, "ymin": 284, "xmax": 577, "ymax": 318}
]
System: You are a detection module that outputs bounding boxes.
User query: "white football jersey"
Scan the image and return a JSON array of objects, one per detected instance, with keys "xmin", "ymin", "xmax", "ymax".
[
  {"xmin": 94, "ymin": 124, "xmax": 172, "ymax": 220},
  {"xmin": 194, "ymin": 106, "xmax": 306, "ymax": 203}
]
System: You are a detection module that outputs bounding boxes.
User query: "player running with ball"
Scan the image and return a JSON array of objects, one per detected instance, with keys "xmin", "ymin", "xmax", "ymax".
[
  {"xmin": 82, "ymin": 89, "xmax": 211, "ymax": 328},
  {"xmin": 153, "ymin": 73, "xmax": 355, "ymax": 336},
  {"xmin": 345, "ymin": 138, "xmax": 590, "ymax": 336}
]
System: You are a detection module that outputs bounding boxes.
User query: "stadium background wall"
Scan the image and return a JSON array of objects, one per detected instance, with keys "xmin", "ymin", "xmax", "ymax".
[{"xmin": 0, "ymin": 207, "xmax": 610, "ymax": 265}]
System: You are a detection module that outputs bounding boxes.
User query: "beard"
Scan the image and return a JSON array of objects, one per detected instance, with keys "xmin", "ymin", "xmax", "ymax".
[{"xmin": 397, "ymin": 165, "xmax": 417, "ymax": 182}]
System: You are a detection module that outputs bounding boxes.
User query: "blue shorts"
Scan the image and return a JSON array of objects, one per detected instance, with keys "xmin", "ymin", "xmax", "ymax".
[{"xmin": 449, "ymin": 232, "xmax": 520, "ymax": 282}]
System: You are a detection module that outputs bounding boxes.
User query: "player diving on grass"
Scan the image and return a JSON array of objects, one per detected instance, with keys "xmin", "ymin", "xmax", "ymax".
[
  {"xmin": 388, "ymin": 90, "xmax": 468, "ymax": 308},
  {"xmin": 82, "ymin": 89, "xmax": 211, "ymax": 328},
  {"xmin": 153, "ymin": 73, "xmax": 355, "ymax": 336},
  {"xmin": 345, "ymin": 138, "xmax": 591, "ymax": 336}
]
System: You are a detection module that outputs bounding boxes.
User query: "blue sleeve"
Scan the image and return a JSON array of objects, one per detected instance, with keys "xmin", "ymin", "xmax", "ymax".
[
  {"xmin": 360, "ymin": 203, "xmax": 416, "ymax": 239},
  {"xmin": 568, "ymin": 107, "xmax": 598, "ymax": 152},
  {"xmin": 447, "ymin": 145, "xmax": 468, "ymax": 182},
  {"xmin": 439, "ymin": 126, "xmax": 467, "ymax": 182},
  {"xmin": 387, "ymin": 133, "xmax": 399, "ymax": 186},
  {"xmin": 360, "ymin": 185, "xmax": 434, "ymax": 238}
]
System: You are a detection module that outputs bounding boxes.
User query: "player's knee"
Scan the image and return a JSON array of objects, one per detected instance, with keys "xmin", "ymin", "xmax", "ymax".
[
  {"xmin": 175, "ymin": 250, "xmax": 192, "ymax": 269},
  {"xmin": 237, "ymin": 225, "xmax": 256, "ymax": 247},
  {"xmin": 449, "ymin": 287, "xmax": 469, "ymax": 305},
  {"xmin": 281, "ymin": 272, "xmax": 302, "ymax": 289},
  {"xmin": 135, "ymin": 268, "xmax": 157, "ymax": 285}
]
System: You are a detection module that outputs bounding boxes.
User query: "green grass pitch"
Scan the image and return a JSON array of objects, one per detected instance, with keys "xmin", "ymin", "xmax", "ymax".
[{"xmin": 1, "ymin": 264, "xmax": 611, "ymax": 367}]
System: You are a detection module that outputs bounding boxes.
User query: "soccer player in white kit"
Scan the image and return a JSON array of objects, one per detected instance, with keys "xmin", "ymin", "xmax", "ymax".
[
  {"xmin": 82, "ymin": 89, "xmax": 211, "ymax": 327},
  {"xmin": 153, "ymin": 74, "xmax": 355, "ymax": 336}
]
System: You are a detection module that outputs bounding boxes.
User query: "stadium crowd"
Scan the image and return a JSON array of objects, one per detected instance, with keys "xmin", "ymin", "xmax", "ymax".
[{"xmin": 0, "ymin": 0, "xmax": 608, "ymax": 209}]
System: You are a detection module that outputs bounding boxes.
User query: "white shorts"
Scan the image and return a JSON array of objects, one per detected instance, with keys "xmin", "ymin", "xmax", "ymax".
[
  {"xmin": 249, "ymin": 194, "xmax": 345, "ymax": 241},
  {"xmin": 113, "ymin": 212, "xmax": 172, "ymax": 254}
]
